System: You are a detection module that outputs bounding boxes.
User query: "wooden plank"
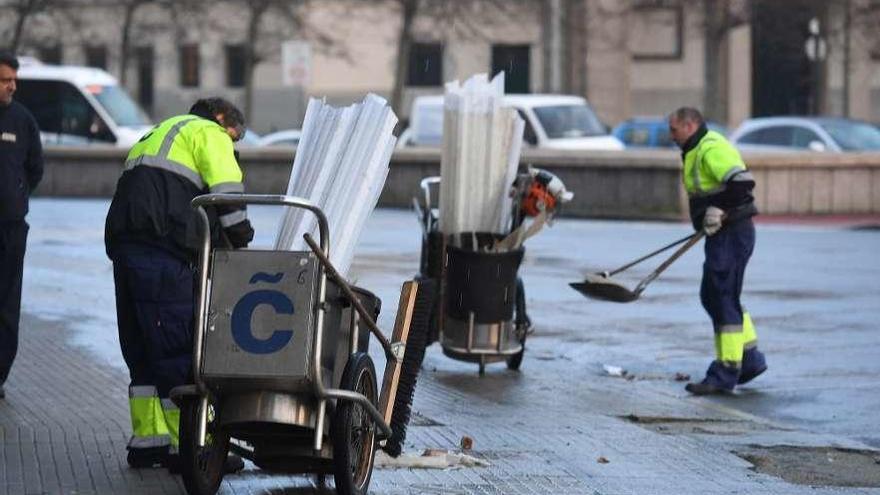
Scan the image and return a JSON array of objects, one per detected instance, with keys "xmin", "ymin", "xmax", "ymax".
[{"xmin": 378, "ymin": 280, "xmax": 419, "ymax": 424}]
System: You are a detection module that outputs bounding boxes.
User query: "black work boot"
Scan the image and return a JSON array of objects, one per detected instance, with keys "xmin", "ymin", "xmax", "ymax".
[
  {"xmin": 0, "ymin": 383, "xmax": 5, "ymax": 399},
  {"xmin": 127, "ymin": 446, "xmax": 169, "ymax": 468},
  {"xmin": 224, "ymin": 453, "xmax": 245, "ymax": 473},
  {"xmin": 685, "ymin": 382, "xmax": 730, "ymax": 396},
  {"xmin": 738, "ymin": 348, "xmax": 768, "ymax": 385}
]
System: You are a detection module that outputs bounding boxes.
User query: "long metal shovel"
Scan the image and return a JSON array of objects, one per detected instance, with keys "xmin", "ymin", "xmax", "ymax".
[{"xmin": 570, "ymin": 231, "xmax": 705, "ymax": 303}]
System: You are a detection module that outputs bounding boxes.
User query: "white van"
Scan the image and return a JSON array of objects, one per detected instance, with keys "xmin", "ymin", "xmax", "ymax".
[
  {"xmin": 16, "ymin": 59, "xmax": 152, "ymax": 147},
  {"xmin": 399, "ymin": 94, "xmax": 624, "ymax": 150}
]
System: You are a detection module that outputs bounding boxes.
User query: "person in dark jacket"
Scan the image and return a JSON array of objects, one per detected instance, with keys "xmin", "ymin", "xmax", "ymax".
[
  {"xmin": 0, "ymin": 52, "xmax": 44, "ymax": 399},
  {"xmin": 669, "ymin": 107, "xmax": 767, "ymax": 396},
  {"xmin": 105, "ymin": 97, "xmax": 253, "ymax": 470}
]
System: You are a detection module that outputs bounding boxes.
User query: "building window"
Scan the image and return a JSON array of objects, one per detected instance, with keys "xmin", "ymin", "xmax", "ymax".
[
  {"xmin": 407, "ymin": 43, "xmax": 443, "ymax": 87},
  {"xmin": 39, "ymin": 44, "xmax": 62, "ymax": 64},
  {"xmin": 179, "ymin": 44, "xmax": 200, "ymax": 87},
  {"xmin": 630, "ymin": 5, "xmax": 683, "ymax": 60},
  {"xmin": 84, "ymin": 45, "xmax": 107, "ymax": 69},
  {"xmin": 225, "ymin": 44, "xmax": 246, "ymax": 88},
  {"xmin": 491, "ymin": 44, "xmax": 530, "ymax": 94}
]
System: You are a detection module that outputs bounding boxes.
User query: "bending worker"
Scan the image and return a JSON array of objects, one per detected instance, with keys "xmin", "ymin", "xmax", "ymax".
[
  {"xmin": 105, "ymin": 98, "xmax": 253, "ymax": 469},
  {"xmin": 668, "ymin": 107, "xmax": 767, "ymax": 396}
]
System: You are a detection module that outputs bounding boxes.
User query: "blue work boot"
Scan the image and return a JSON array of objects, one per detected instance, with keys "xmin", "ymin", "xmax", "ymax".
[
  {"xmin": 685, "ymin": 360, "xmax": 738, "ymax": 395},
  {"xmin": 738, "ymin": 348, "xmax": 767, "ymax": 385}
]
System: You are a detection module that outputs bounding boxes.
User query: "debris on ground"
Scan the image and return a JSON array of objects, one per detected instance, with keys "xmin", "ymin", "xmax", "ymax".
[
  {"xmin": 597, "ymin": 456, "xmax": 610, "ymax": 464},
  {"xmin": 602, "ymin": 364, "xmax": 626, "ymax": 377},
  {"xmin": 674, "ymin": 372, "xmax": 691, "ymax": 381},
  {"xmin": 460, "ymin": 435, "xmax": 474, "ymax": 450},
  {"xmin": 375, "ymin": 449, "xmax": 490, "ymax": 470}
]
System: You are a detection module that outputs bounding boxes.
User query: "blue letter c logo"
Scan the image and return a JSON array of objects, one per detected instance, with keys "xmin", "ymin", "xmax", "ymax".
[{"xmin": 230, "ymin": 290, "xmax": 294, "ymax": 354}]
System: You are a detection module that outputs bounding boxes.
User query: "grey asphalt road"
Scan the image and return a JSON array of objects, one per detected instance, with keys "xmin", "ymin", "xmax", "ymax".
[{"xmin": 15, "ymin": 198, "xmax": 880, "ymax": 494}]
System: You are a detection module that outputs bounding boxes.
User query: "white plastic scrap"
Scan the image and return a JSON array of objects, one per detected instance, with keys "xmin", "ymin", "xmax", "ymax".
[
  {"xmin": 438, "ymin": 72, "xmax": 524, "ymax": 237},
  {"xmin": 375, "ymin": 449, "xmax": 490, "ymax": 470},
  {"xmin": 274, "ymin": 94, "xmax": 398, "ymax": 276}
]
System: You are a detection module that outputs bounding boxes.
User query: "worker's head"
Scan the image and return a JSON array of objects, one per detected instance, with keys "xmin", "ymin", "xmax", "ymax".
[
  {"xmin": 0, "ymin": 52, "xmax": 19, "ymax": 107},
  {"xmin": 189, "ymin": 97, "xmax": 246, "ymax": 142},
  {"xmin": 668, "ymin": 107, "xmax": 704, "ymax": 149}
]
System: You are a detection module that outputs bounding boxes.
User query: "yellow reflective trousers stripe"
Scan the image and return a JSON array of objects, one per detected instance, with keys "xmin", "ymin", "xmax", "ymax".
[
  {"xmin": 130, "ymin": 395, "xmax": 168, "ymax": 437},
  {"xmin": 742, "ymin": 311, "xmax": 758, "ymax": 349},
  {"xmin": 161, "ymin": 399, "xmax": 181, "ymax": 449},
  {"xmin": 714, "ymin": 311, "xmax": 759, "ymax": 366},
  {"xmin": 128, "ymin": 394, "xmax": 180, "ymax": 449}
]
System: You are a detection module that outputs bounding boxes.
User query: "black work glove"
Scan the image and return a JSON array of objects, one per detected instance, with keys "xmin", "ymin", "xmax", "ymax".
[{"xmin": 224, "ymin": 220, "xmax": 254, "ymax": 248}]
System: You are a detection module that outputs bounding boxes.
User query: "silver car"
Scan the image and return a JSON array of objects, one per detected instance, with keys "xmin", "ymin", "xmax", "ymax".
[{"xmin": 729, "ymin": 116, "xmax": 880, "ymax": 152}]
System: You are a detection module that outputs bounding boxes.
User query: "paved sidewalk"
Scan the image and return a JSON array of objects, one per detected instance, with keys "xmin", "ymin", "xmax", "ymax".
[
  {"xmin": 4, "ymin": 201, "xmax": 879, "ymax": 495},
  {"xmin": 3, "ymin": 309, "xmax": 878, "ymax": 495}
]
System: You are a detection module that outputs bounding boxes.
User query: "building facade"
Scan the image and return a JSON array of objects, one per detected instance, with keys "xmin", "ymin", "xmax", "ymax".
[{"xmin": 3, "ymin": 0, "xmax": 878, "ymax": 133}]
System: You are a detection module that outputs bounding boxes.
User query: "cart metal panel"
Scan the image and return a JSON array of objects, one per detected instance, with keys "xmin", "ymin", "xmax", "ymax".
[{"xmin": 202, "ymin": 249, "xmax": 320, "ymax": 391}]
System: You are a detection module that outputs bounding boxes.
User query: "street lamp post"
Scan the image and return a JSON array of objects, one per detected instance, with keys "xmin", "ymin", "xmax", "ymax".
[{"xmin": 804, "ymin": 17, "xmax": 827, "ymax": 115}]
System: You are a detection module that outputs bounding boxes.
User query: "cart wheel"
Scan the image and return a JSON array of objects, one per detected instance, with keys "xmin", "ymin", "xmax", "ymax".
[
  {"xmin": 332, "ymin": 352, "xmax": 378, "ymax": 495},
  {"xmin": 178, "ymin": 396, "xmax": 230, "ymax": 495},
  {"xmin": 506, "ymin": 324, "xmax": 528, "ymax": 371}
]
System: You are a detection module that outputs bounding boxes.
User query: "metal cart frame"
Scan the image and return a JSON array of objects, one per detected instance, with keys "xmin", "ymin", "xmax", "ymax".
[{"xmin": 171, "ymin": 193, "xmax": 412, "ymax": 495}]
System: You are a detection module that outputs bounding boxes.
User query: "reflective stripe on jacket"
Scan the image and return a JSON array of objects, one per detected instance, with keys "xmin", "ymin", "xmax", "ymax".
[
  {"xmin": 682, "ymin": 130, "xmax": 757, "ymax": 230},
  {"xmin": 105, "ymin": 115, "xmax": 248, "ymax": 260}
]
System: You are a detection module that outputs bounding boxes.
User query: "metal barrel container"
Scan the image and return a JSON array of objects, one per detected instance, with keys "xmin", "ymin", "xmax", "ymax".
[{"xmin": 441, "ymin": 232, "xmax": 524, "ymax": 363}]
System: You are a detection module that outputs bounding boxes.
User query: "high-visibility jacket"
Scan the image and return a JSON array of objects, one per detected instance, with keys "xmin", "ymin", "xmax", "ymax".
[
  {"xmin": 105, "ymin": 114, "xmax": 253, "ymax": 260},
  {"xmin": 681, "ymin": 127, "xmax": 757, "ymax": 230}
]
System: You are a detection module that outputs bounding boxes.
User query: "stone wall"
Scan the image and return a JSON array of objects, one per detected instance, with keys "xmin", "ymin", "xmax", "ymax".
[{"xmin": 37, "ymin": 147, "xmax": 880, "ymax": 219}]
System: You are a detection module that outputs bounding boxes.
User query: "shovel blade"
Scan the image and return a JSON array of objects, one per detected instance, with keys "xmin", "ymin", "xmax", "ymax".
[{"xmin": 569, "ymin": 275, "xmax": 640, "ymax": 303}]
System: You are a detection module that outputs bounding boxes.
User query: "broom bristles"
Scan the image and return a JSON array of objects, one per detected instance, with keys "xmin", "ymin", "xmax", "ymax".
[{"xmin": 382, "ymin": 278, "xmax": 437, "ymax": 457}]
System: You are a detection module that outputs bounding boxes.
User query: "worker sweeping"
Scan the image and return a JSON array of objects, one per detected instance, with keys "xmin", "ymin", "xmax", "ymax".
[
  {"xmin": 105, "ymin": 98, "xmax": 253, "ymax": 470},
  {"xmin": 668, "ymin": 107, "xmax": 767, "ymax": 395}
]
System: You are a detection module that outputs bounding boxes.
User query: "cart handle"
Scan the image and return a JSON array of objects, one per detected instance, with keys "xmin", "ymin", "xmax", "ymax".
[
  {"xmin": 303, "ymin": 233, "xmax": 396, "ymax": 362},
  {"xmin": 303, "ymin": 232, "xmax": 395, "ymax": 442}
]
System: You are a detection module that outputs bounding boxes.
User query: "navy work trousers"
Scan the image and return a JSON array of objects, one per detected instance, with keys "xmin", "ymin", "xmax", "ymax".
[
  {"xmin": 0, "ymin": 221, "xmax": 28, "ymax": 384},
  {"xmin": 700, "ymin": 219, "xmax": 755, "ymax": 328},
  {"xmin": 111, "ymin": 243, "xmax": 195, "ymax": 397}
]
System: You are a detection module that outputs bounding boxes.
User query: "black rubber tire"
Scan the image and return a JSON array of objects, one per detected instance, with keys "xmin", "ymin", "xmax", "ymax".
[
  {"xmin": 506, "ymin": 329, "xmax": 527, "ymax": 371},
  {"xmin": 331, "ymin": 352, "xmax": 378, "ymax": 495},
  {"xmin": 178, "ymin": 397, "xmax": 230, "ymax": 495}
]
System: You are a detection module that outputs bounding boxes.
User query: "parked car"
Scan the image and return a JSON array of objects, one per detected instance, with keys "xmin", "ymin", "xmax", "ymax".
[
  {"xmin": 235, "ymin": 128, "xmax": 262, "ymax": 148},
  {"xmin": 729, "ymin": 116, "xmax": 880, "ymax": 152},
  {"xmin": 398, "ymin": 94, "xmax": 624, "ymax": 150},
  {"xmin": 16, "ymin": 58, "xmax": 152, "ymax": 147},
  {"xmin": 613, "ymin": 116, "xmax": 729, "ymax": 149},
  {"xmin": 259, "ymin": 129, "xmax": 302, "ymax": 147}
]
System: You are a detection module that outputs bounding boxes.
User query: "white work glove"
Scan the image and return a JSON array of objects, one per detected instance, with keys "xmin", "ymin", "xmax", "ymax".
[{"xmin": 703, "ymin": 206, "xmax": 724, "ymax": 236}]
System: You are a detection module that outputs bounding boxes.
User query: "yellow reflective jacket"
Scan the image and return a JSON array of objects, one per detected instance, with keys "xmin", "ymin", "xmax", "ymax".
[{"xmin": 106, "ymin": 115, "xmax": 251, "ymax": 260}]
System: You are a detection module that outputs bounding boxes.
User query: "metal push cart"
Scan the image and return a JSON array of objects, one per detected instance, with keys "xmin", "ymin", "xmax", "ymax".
[
  {"xmin": 170, "ymin": 194, "xmax": 419, "ymax": 495},
  {"xmin": 413, "ymin": 177, "xmax": 532, "ymax": 374}
]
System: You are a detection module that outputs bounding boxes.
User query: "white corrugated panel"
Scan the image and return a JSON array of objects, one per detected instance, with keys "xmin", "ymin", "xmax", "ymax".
[
  {"xmin": 274, "ymin": 94, "xmax": 398, "ymax": 276},
  {"xmin": 438, "ymin": 73, "xmax": 524, "ymax": 237}
]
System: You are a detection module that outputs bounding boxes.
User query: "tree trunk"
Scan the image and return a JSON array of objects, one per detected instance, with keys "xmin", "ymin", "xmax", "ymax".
[
  {"xmin": 119, "ymin": 2, "xmax": 138, "ymax": 85},
  {"xmin": 703, "ymin": 0, "xmax": 728, "ymax": 123},
  {"xmin": 9, "ymin": 1, "xmax": 35, "ymax": 53},
  {"xmin": 243, "ymin": 1, "xmax": 268, "ymax": 123},
  {"xmin": 390, "ymin": 0, "xmax": 418, "ymax": 117}
]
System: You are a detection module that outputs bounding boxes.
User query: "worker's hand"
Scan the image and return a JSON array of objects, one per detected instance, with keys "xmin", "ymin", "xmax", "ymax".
[
  {"xmin": 703, "ymin": 206, "xmax": 724, "ymax": 236},
  {"xmin": 225, "ymin": 220, "xmax": 255, "ymax": 248}
]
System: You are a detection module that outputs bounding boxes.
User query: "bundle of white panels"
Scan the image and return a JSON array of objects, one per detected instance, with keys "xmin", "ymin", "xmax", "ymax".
[
  {"xmin": 438, "ymin": 73, "xmax": 524, "ymax": 237},
  {"xmin": 274, "ymin": 94, "xmax": 398, "ymax": 276}
]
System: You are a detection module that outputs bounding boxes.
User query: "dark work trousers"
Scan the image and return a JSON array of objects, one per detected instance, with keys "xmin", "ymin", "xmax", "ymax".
[
  {"xmin": 0, "ymin": 221, "xmax": 28, "ymax": 385},
  {"xmin": 699, "ymin": 218, "xmax": 755, "ymax": 388},
  {"xmin": 111, "ymin": 243, "xmax": 195, "ymax": 398}
]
